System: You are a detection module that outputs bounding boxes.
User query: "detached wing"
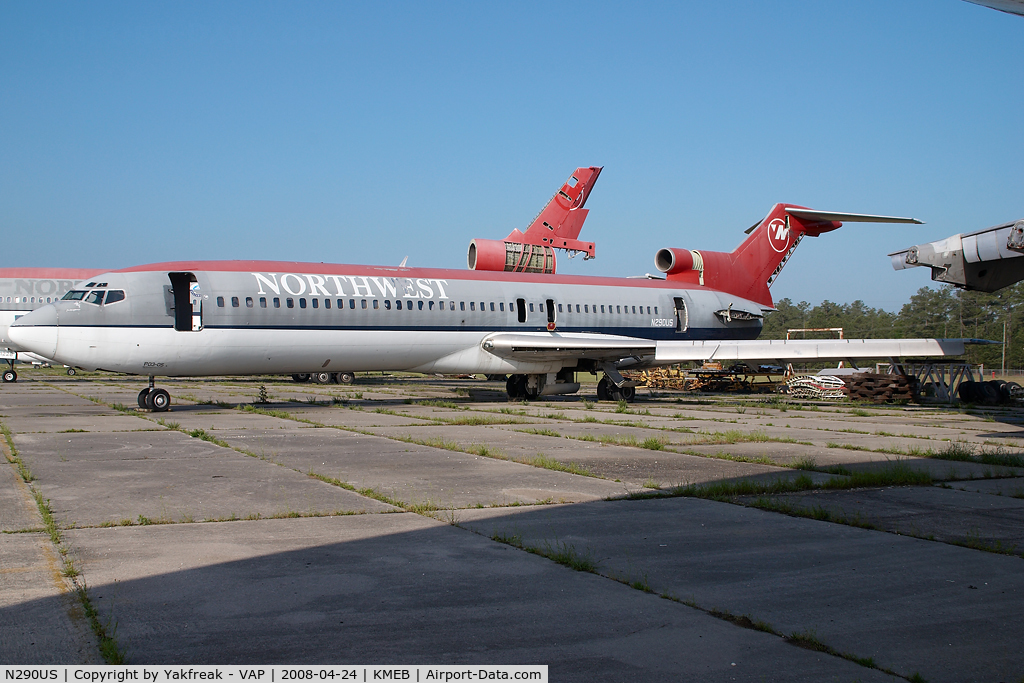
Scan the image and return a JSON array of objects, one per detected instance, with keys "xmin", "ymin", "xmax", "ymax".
[
  {"xmin": 482, "ymin": 333, "xmax": 977, "ymax": 365},
  {"xmin": 654, "ymin": 338, "xmax": 975, "ymax": 363}
]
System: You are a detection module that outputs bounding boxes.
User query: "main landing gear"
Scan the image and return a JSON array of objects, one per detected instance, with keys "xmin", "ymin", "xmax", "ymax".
[
  {"xmin": 596, "ymin": 375, "xmax": 636, "ymax": 402},
  {"xmin": 137, "ymin": 376, "xmax": 171, "ymax": 412}
]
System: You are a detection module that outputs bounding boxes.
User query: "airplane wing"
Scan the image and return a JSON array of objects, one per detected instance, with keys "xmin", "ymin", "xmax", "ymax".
[{"xmin": 482, "ymin": 332, "xmax": 980, "ymax": 365}]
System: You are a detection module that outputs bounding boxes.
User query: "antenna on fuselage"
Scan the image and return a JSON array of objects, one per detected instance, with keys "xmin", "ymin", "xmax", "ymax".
[{"xmin": 399, "ymin": 256, "xmax": 409, "ymax": 268}]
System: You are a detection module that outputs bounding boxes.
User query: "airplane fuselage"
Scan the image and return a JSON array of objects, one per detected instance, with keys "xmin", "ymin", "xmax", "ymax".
[{"xmin": 12, "ymin": 261, "xmax": 764, "ymax": 377}]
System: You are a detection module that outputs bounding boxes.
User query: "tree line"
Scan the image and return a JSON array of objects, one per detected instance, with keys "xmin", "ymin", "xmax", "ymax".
[{"xmin": 760, "ymin": 283, "xmax": 1024, "ymax": 369}]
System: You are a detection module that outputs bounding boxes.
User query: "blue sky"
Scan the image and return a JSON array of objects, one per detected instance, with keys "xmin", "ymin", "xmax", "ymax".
[{"xmin": 1, "ymin": 1, "xmax": 1021, "ymax": 310}]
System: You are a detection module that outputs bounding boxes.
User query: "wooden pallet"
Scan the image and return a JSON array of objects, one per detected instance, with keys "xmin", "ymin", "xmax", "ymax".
[{"xmin": 845, "ymin": 373, "xmax": 919, "ymax": 403}]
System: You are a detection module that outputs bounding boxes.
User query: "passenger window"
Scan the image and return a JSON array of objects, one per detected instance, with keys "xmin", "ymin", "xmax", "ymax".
[
  {"xmin": 470, "ymin": 302, "xmax": 476, "ymax": 311},
  {"xmin": 325, "ymin": 298, "xmax": 331, "ymax": 309},
  {"xmin": 450, "ymin": 301, "xmax": 455, "ymax": 310},
  {"xmin": 558, "ymin": 304, "xmax": 563, "ymax": 312},
  {"xmin": 632, "ymin": 306, "xmax": 636, "ymax": 314},
  {"xmin": 105, "ymin": 290, "xmax": 125, "ymax": 305},
  {"xmin": 499, "ymin": 302, "xmax": 505, "ymax": 312},
  {"xmin": 576, "ymin": 305, "xmax": 581, "ymax": 313},
  {"xmin": 372, "ymin": 300, "xmax": 379, "ymax": 309},
  {"xmin": 217, "ymin": 296, "xmax": 225, "ymax": 307},
  {"xmin": 585, "ymin": 305, "xmax": 589, "ymax": 313},
  {"xmin": 480, "ymin": 302, "xmax": 485, "ymax": 311},
  {"xmin": 287, "ymin": 298, "xmax": 294, "ymax": 308},
  {"xmin": 385, "ymin": 300, "xmax": 392, "ymax": 310},
  {"xmin": 429, "ymin": 300, "xmax": 435, "ymax": 310},
  {"xmin": 616, "ymin": 305, "xmax": 621, "ymax": 314},
  {"xmin": 529, "ymin": 303, "xmax": 534, "ymax": 312},
  {"xmin": 600, "ymin": 305, "xmax": 605, "ymax": 313},
  {"xmin": 360, "ymin": 300, "xmax": 366, "ymax": 309},
  {"xmin": 460, "ymin": 302, "xmax": 466, "ymax": 311},
  {"xmin": 274, "ymin": 297, "xmax": 280, "ymax": 308},
  {"xmin": 231, "ymin": 296, "xmax": 240, "ymax": 308},
  {"xmin": 259, "ymin": 297, "xmax": 267, "ymax": 308},
  {"xmin": 85, "ymin": 290, "xmax": 105, "ymax": 305},
  {"xmin": 539, "ymin": 303, "xmax": 544, "ymax": 312},
  {"xmin": 312, "ymin": 298, "xmax": 318, "ymax": 309},
  {"xmin": 418, "ymin": 301, "xmax": 424, "ymax": 310},
  {"xmin": 246, "ymin": 297, "xmax": 254, "ymax": 308},
  {"xmin": 301, "ymin": 298, "xmax": 308, "ymax": 309},
  {"xmin": 396, "ymin": 300, "xmax": 402, "ymax": 310},
  {"xmin": 338, "ymin": 299, "xmax": 345, "ymax": 309},
  {"xmin": 654, "ymin": 307, "xmax": 658, "ymax": 314},
  {"xmin": 489, "ymin": 302, "xmax": 494, "ymax": 311}
]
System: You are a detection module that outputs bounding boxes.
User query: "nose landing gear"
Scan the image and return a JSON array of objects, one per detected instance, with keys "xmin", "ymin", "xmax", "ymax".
[{"xmin": 137, "ymin": 377, "xmax": 171, "ymax": 412}]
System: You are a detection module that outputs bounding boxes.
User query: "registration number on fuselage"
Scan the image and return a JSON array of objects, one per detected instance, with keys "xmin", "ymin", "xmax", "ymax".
[{"xmin": 650, "ymin": 318, "xmax": 674, "ymax": 327}]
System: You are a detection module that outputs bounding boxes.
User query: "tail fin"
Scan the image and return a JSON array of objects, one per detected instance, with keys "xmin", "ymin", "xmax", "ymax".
[
  {"xmin": 657, "ymin": 204, "xmax": 922, "ymax": 308},
  {"xmin": 506, "ymin": 166, "xmax": 603, "ymax": 259}
]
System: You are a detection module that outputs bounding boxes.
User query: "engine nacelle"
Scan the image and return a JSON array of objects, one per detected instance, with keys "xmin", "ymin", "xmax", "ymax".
[
  {"xmin": 655, "ymin": 248, "xmax": 701, "ymax": 275},
  {"xmin": 468, "ymin": 239, "xmax": 557, "ymax": 274}
]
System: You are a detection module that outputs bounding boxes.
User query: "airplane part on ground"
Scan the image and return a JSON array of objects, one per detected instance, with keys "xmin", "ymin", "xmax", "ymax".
[{"xmin": 891, "ymin": 219, "xmax": 1024, "ymax": 292}]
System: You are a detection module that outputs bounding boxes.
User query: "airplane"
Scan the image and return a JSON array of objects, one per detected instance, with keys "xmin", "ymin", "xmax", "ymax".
[
  {"xmin": 1, "ymin": 267, "xmax": 106, "ymax": 381},
  {"xmin": 890, "ymin": 219, "xmax": 1024, "ymax": 292},
  {"xmin": 7, "ymin": 176, "xmax": 972, "ymax": 411}
]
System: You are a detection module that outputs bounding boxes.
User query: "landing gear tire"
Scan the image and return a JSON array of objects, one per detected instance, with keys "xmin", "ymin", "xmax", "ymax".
[
  {"xmin": 336, "ymin": 372, "xmax": 355, "ymax": 384},
  {"xmin": 66, "ymin": 368, "xmax": 77, "ymax": 376},
  {"xmin": 314, "ymin": 372, "xmax": 333, "ymax": 384},
  {"xmin": 506, "ymin": 374, "xmax": 526, "ymax": 400},
  {"xmin": 485, "ymin": 374, "xmax": 507, "ymax": 381},
  {"xmin": 292, "ymin": 373, "xmax": 311, "ymax": 383},
  {"xmin": 597, "ymin": 376, "xmax": 635, "ymax": 402},
  {"xmin": 137, "ymin": 388, "xmax": 151, "ymax": 409},
  {"xmin": 2, "ymin": 370, "xmax": 16, "ymax": 383},
  {"xmin": 148, "ymin": 388, "xmax": 171, "ymax": 412}
]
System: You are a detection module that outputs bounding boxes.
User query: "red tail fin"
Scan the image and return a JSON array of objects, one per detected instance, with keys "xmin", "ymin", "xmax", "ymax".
[
  {"xmin": 657, "ymin": 204, "xmax": 920, "ymax": 308},
  {"xmin": 507, "ymin": 166, "xmax": 602, "ymax": 259}
]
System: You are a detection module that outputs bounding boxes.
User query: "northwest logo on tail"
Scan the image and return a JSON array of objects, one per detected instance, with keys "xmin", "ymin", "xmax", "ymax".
[{"xmin": 767, "ymin": 218, "xmax": 790, "ymax": 253}]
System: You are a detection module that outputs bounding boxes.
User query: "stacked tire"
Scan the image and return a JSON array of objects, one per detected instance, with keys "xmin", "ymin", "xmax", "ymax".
[{"xmin": 957, "ymin": 379, "xmax": 1022, "ymax": 406}]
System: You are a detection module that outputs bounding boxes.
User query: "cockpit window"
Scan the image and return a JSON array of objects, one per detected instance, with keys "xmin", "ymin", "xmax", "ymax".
[
  {"xmin": 62, "ymin": 291, "xmax": 87, "ymax": 301},
  {"xmin": 84, "ymin": 290, "xmax": 105, "ymax": 305},
  {"xmin": 105, "ymin": 290, "xmax": 125, "ymax": 305}
]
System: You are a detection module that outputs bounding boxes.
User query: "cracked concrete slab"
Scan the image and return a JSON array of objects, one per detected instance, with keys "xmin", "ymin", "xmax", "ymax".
[
  {"xmin": 457, "ymin": 498, "xmax": 1024, "ymax": 683},
  {"xmin": 15, "ymin": 430, "xmax": 396, "ymax": 526},
  {"xmin": 213, "ymin": 427, "xmax": 629, "ymax": 506},
  {"xmin": 57, "ymin": 515, "xmax": 899, "ymax": 681}
]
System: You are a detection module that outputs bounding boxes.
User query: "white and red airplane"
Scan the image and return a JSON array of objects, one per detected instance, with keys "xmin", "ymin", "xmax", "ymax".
[
  {"xmin": 1, "ymin": 267, "xmax": 106, "ymax": 381},
  {"xmin": 7, "ymin": 170, "xmax": 969, "ymax": 411}
]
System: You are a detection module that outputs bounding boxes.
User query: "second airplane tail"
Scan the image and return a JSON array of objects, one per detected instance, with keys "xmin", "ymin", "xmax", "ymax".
[{"xmin": 655, "ymin": 204, "xmax": 922, "ymax": 309}]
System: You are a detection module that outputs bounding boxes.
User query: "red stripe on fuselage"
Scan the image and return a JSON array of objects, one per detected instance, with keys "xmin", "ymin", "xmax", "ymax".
[
  {"xmin": 0, "ymin": 268, "xmax": 106, "ymax": 279},
  {"xmin": 113, "ymin": 261, "xmax": 699, "ymax": 291}
]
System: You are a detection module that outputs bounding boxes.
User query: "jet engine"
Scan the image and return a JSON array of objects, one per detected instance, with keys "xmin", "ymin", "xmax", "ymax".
[
  {"xmin": 655, "ymin": 248, "xmax": 702, "ymax": 276},
  {"xmin": 468, "ymin": 239, "xmax": 557, "ymax": 274}
]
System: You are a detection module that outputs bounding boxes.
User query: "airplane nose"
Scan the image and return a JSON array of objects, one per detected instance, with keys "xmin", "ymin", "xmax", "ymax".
[{"xmin": 8, "ymin": 305, "xmax": 59, "ymax": 360}]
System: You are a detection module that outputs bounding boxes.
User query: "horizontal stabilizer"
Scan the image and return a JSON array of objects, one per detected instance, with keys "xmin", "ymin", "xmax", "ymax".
[{"xmin": 785, "ymin": 209, "xmax": 923, "ymax": 225}]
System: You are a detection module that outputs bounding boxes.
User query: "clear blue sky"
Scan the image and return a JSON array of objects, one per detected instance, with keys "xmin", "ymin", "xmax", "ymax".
[{"xmin": 1, "ymin": 1, "xmax": 1021, "ymax": 311}]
